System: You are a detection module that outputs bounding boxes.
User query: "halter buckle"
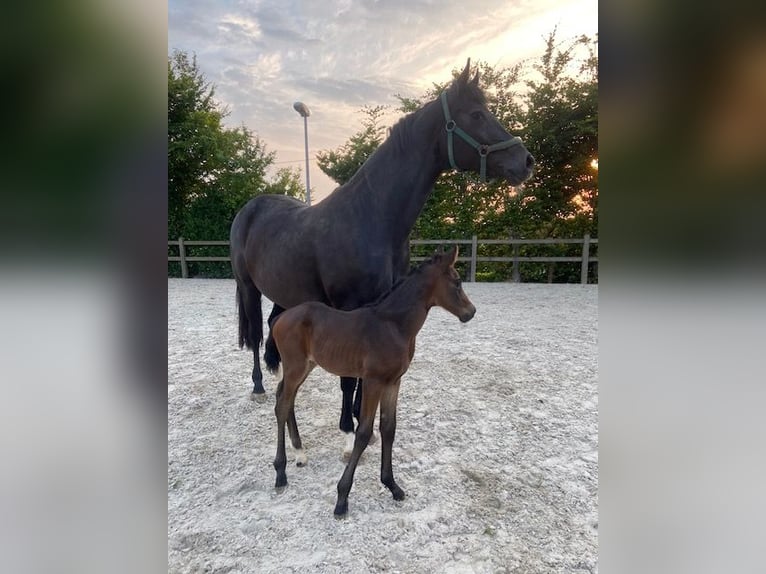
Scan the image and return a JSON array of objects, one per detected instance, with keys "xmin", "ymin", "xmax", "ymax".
[
  {"xmin": 478, "ymin": 145, "xmax": 489, "ymax": 157},
  {"xmin": 445, "ymin": 120, "xmax": 456, "ymax": 133}
]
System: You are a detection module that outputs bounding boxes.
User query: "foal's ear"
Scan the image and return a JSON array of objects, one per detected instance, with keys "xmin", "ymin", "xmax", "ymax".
[{"xmin": 445, "ymin": 245, "xmax": 458, "ymax": 266}]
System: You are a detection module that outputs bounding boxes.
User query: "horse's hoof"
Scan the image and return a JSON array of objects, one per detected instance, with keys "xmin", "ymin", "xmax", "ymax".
[
  {"xmin": 250, "ymin": 391, "xmax": 268, "ymax": 403},
  {"xmin": 333, "ymin": 502, "xmax": 348, "ymax": 518},
  {"xmin": 295, "ymin": 449, "xmax": 307, "ymax": 467},
  {"xmin": 392, "ymin": 487, "xmax": 406, "ymax": 501}
]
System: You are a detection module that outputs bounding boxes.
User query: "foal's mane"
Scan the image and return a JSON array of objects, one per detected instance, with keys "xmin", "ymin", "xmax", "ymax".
[{"xmin": 363, "ymin": 253, "xmax": 443, "ymax": 309}]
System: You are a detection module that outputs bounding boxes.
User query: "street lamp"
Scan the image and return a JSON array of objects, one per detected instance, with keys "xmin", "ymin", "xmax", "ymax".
[{"xmin": 293, "ymin": 101, "xmax": 312, "ymax": 206}]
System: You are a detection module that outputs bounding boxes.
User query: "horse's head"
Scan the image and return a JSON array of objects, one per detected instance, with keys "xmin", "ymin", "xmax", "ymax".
[
  {"xmin": 439, "ymin": 60, "xmax": 534, "ymax": 185},
  {"xmin": 429, "ymin": 246, "xmax": 476, "ymax": 323}
]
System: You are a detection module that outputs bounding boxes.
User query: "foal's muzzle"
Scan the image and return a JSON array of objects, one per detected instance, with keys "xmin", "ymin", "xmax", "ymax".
[{"xmin": 459, "ymin": 305, "xmax": 476, "ymax": 323}]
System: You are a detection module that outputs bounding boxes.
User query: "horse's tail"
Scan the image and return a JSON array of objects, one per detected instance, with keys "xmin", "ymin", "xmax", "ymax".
[
  {"xmin": 235, "ymin": 282, "xmax": 263, "ymax": 351},
  {"xmin": 263, "ymin": 331, "xmax": 281, "ymax": 374}
]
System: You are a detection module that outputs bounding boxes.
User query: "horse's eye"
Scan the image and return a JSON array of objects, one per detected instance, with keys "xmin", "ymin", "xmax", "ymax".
[{"xmin": 471, "ymin": 111, "xmax": 484, "ymax": 121}]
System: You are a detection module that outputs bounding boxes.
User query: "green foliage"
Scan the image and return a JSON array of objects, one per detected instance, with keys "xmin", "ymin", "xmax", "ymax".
[
  {"xmin": 265, "ymin": 166, "xmax": 306, "ymax": 202},
  {"xmin": 315, "ymin": 106, "xmax": 388, "ymax": 185},
  {"xmin": 316, "ymin": 30, "xmax": 598, "ymax": 283},
  {"xmin": 168, "ymin": 51, "xmax": 304, "ymax": 277},
  {"xmin": 519, "ymin": 31, "xmax": 598, "ymax": 237}
]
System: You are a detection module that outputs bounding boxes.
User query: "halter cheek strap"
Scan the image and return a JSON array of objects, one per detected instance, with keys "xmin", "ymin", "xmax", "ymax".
[{"xmin": 440, "ymin": 91, "xmax": 522, "ymax": 182}]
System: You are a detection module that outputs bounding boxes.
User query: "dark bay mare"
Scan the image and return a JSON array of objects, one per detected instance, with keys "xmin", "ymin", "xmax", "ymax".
[
  {"xmin": 271, "ymin": 247, "xmax": 476, "ymax": 516},
  {"xmin": 230, "ymin": 60, "xmax": 533, "ymax": 447}
]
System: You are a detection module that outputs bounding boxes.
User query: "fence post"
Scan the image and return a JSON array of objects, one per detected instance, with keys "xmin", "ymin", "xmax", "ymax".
[
  {"xmin": 470, "ymin": 235, "xmax": 478, "ymax": 282},
  {"xmin": 580, "ymin": 233, "xmax": 590, "ymax": 284},
  {"xmin": 179, "ymin": 237, "xmax": 189, "ymax": 279}
]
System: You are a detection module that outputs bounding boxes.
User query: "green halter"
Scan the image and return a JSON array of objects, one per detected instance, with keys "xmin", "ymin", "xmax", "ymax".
[{"xmin": 440, "ymin": 91, "xmax": 522, "ymax": 182}]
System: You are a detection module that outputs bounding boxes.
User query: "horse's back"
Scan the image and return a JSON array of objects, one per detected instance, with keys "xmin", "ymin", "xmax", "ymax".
[{"xmin": 231, "ymin": 194, "xmax": 306, "ymax": 242}]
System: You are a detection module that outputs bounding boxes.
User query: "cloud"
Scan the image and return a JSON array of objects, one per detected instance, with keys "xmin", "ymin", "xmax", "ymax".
[{"xmin": 169, "ymin": 0, "xmax": 597, "ymax": 200}]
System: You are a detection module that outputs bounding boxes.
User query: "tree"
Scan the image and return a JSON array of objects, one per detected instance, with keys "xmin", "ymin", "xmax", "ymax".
[
  {"xmin": 516, "ymin": 31, "xmax": 598, "ymax": 238},
  {"xmin": 168, "ymin": 51, "xmax": 304, "ymax": 277},
  {"xmin": 168, "ymin": 50, "xmax": 275, "ymax": 242},
  {"xmin": 315, "ymin": 106, "xmax": 387, "ymax": 185},
  {"xmin": 315, "ymin": 32, "xmax": 598, "ymax": 282}
]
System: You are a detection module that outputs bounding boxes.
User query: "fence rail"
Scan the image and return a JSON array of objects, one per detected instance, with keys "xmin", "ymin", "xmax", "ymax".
[{"xmin": 169, "ymin": 234, "xmax": 598, "ymax": 284}]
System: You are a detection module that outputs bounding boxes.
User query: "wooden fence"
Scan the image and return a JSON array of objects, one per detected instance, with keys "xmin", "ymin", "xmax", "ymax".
[{"xmin": 168, "ymin": 234, "xmax": 598, "ymax": 284}]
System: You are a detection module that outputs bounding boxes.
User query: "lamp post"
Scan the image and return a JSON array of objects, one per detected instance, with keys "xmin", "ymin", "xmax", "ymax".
[{"xmin": 293, "ymin": 101, "xmax": 311, "ymax": 206}]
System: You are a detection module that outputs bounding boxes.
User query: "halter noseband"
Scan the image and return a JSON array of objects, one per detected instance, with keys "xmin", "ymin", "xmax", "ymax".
[{"xmin": 440, "ymin": 91, "xmax": 522, "ymax": 182}]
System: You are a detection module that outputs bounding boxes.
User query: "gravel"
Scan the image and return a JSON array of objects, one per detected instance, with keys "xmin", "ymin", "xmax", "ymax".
[{"xmin": 168, "ymin": 279, "xmax": 598, "ymax": 573}]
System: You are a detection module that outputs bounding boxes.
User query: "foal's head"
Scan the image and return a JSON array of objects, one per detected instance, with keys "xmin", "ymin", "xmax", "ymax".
[{"xmin": 428, "ymin": 246, "xmax": 476, "ymax": 323}]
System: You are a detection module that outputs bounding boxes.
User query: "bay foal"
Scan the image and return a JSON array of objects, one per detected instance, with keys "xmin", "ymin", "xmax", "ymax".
[{"xmin": 271, "ymin": 246, "xmax": 476, "ymax": 516}]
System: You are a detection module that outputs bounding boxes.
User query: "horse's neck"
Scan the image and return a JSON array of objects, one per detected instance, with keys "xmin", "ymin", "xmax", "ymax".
[{"xmin": 350, "ymin": 103, "xmax": 444, "ymax": 243}]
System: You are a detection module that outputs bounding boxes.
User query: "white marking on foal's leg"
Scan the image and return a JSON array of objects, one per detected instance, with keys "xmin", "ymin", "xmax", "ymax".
[
  {"xmin": 342, "ymin": 432, "xmax": 355, "ymax": 461},
  {"xmin": 294, "ymin": 448, "xmax": 307, "ymax": 467}
]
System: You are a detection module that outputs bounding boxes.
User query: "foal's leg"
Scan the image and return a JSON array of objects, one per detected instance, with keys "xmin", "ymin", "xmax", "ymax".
[
  {"xmin": 379, "ymin": 379, "xmax": 405, "ymax": 501},
  {"xmin": 287, "ymin": 403, "xmax": 307, "ymax": 467},
  {"xmin": 335, "ymin": 380, "xmax": 383, "ymax": 517},
  {"xmin": 352, "ymin": 379, "xmax": 378, "ymax": 449},
  {"xmin": 273, "ymin": 362, "xmax": 313, "ymax": 489}
]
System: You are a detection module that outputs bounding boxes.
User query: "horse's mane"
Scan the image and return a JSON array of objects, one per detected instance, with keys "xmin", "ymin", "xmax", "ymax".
[{"xmin": 375, "ymin": 77, "xmax": 489, "ymax": 158}]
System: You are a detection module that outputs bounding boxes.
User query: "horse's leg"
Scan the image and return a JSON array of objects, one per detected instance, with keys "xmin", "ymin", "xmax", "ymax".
[
  {"xmin": 352, "ymin": 379, "xmax": 362, "ymax": 420},
  {"xmin": 235, "ymin": 278, "xmax": 266, "ymax": 398},
  {"xmin": 250, "ymin": 349, "xmax": 265, "ymax": 397},
  {"xmin": 340, "ymin": 376, "xmax": 357, "ymax": 457},
  {"xmin": 379, "ymin": 379, "xmax": 405, "ymax": 501},
  {"xmin": 339, "ymin": 377, "xmax": 356, "ymax": 432},
  {"xmin": 273, "ymin": 378, "xmax": 289, "ymax": 489},
  {"xmin": 335, "ymin": 380, "xmax": 383, "ymax": 517}
]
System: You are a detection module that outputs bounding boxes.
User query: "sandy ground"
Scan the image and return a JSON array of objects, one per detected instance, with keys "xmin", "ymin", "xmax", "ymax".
[{"xmin": 168, "ymin": 279, "xmax": 598, "ymax": 573}]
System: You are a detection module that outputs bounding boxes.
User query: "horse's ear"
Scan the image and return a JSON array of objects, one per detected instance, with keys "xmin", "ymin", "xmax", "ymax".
[
  {"xmin": 471, "ymin": 70, "xmax": 480, "ymax": 87},
  {"xmin": 457, "ymin": 58, "xmax": 471, "ymax": 86}
]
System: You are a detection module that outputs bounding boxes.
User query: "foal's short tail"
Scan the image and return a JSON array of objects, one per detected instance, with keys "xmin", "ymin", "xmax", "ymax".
[{"xmin": 264, "ymin": 333, "xmax": 281, "ymax": 374}]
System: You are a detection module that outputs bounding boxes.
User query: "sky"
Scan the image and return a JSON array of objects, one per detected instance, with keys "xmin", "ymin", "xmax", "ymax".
[{"xmin": 169, "ymin": 0, "xmax": 597, "ymax": 202}]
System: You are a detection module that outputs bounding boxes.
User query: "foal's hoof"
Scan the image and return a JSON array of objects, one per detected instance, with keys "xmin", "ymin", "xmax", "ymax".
[
  {"xmin": 295, "ymin": 449, "xmax": 307, "ymax": 467},
  {"xmin": 274, "ymin": 475, "xmax": 287, "ymax": 491},
  {"xmin": 392, "ymin": 487, "xmax": 406, "ymax": 501},
  {"xmin": 250, "ymin": 391, "xmax": 268, "ymax": 403}
]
